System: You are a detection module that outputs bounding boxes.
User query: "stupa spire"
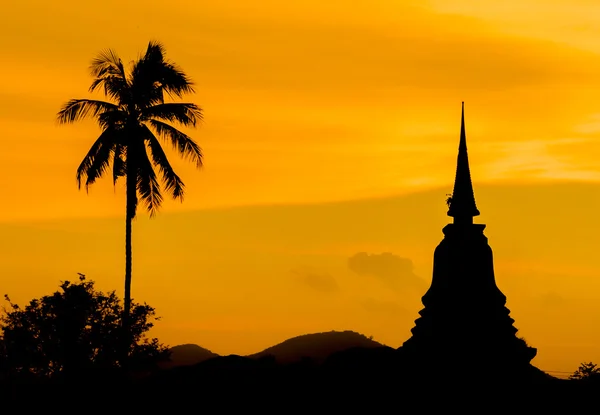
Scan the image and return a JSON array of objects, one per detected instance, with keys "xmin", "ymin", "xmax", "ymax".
[{"xmin": 447, "ymin": 102, "xmax": 480, "ymax": 223}]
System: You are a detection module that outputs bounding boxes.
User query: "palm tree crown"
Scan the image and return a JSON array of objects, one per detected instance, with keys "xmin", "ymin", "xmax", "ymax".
[{"xmin": 57, "ymin": 41, "xmax": 203, "ymax": 219}]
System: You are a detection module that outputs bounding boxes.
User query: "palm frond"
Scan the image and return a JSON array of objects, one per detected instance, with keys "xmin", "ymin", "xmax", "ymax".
[
  {"xmin": 90, "ymin": 49, "xmax": 124, "ymax": 77},
  {"xmin": 134, "ymin": 145, "xmax": 163, "ymax": 217},
  {"xmin": 159, "ymin": 62, "xmax": 195, "ymax": 99},
  {"xmin": 89, "ymin": 49, "xmax": 130, "ymax": 102},
  {"xmin": 76, "ymin": 137, "xmax": 103, "ymax": 189},
  {"xmin": 130, "ymin": 41, "xmax": 195, "ymax": 107},
  {"xmin": 97, "ymin": 109, "xmax": 128, "ymax": 130},
  {"xmin": 142, "ymin": 103, "xmax": 202, "ymax": 127},
  {"xmin": 143, "ymin": 40, "xmax": 166, "ymax": 63},
  {"xmin": 112, "ymin": 143, "xmax": 126, "ymax": 185},
  {"xmin": 82, "ymin": 142, "xmax": 114, "ymax": 189},
  {"xmin": 142, "ymin": 126, "xmax": 185, "ymax": 200},
  {"xmin": 130, "ymin": 41, "xmax": 167, "ymax": 107},
  {"xmin": 145, "ymin": 41, "xmax": 195, "ymax": 97},
  {"xmin": 57, "ymin": 99, "xmax": 119, "ymax": 124},
  {"xmin": 76, "ymin": 128, "xmax": 118, "ymax": 190},
  {"xmin": 147, "ymin": 120, "xmax": 203, "ymax": 168}
]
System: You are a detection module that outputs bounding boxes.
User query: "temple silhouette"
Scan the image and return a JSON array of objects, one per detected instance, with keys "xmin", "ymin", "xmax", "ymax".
[{"xmin": 400, "ymin": 103, "xmax": 537, "ymax": 374}]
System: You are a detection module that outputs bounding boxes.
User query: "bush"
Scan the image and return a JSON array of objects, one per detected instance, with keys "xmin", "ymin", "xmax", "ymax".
[{"xmin": 0, "ymin": 274, "xmax": 169, "ymax": 379}]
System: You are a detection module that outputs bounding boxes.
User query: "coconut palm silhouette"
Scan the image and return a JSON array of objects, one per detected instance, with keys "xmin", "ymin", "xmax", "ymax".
[{"xmin": 57, "ymin": 41, "xmax": 202, "ymax": 364}]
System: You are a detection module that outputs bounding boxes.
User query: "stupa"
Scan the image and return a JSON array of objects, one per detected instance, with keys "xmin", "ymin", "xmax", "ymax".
[{"xmin": 400, "ymin": 103, "xmax": 537, "ymax": 370}]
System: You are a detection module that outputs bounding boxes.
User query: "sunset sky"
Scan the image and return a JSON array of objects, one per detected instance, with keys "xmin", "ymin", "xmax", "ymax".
[{"xmin": 2, "ymin": 0, "xmax": 600, "ymax": 375}]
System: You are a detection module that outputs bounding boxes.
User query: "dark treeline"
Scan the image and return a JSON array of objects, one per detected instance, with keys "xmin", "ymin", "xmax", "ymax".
[{"xmin": 1, "ymin": 346, "xmax": 599, "ymax": 411}]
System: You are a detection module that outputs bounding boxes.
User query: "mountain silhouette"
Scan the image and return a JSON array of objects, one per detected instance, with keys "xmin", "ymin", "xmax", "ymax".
[
  {"xmin": 246, "ymin": 330, "xmax": 383, "ymax": 364},
  {"xmin": 161, "ymin": 344, "xmax": 219, "ymax": 368}
]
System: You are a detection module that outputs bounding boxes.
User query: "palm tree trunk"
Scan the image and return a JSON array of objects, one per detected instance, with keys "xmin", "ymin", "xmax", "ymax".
[
  {"xmin": 122, "ymin": 162, "xmax": 136, "ymax": 371},
  {"xmin": 123, "ymin": 209, "xmax": 132, "ymax": 349}
]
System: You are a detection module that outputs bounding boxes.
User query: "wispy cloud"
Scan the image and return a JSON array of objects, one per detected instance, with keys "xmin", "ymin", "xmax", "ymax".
[
  {"xmin": 291, "ymin": 267, "xmax": 340, "ymax": 294},
  {"xmin": 348, "ymin": 252, "xmax": 426, "ymax": 292}
]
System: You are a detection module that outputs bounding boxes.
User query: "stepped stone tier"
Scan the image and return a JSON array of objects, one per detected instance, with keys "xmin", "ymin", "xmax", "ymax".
[{"xmin": 401, "ymin": 103, "xmax": 537, "ymax": 368}]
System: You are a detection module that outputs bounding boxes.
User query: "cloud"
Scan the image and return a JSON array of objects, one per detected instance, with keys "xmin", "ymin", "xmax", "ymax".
[
  {"xmin": 539, "ymin": 291, "xmax": 566, "ymax": 309},
  {"xmin": 291, "ymin": 268, "xmax": 339, "ymax": 294},
  {"xmin": 348, "ymin": 252, "xmax": 426, "ymax": 292},
  {"xmin": 479, "ymin": 139, "xmax": 600, "ymax": 182}
]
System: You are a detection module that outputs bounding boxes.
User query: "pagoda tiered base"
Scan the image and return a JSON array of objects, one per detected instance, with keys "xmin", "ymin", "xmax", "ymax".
[{"xmin": 400, "ymin": 223, "xmax": 537, "ymax": 371}]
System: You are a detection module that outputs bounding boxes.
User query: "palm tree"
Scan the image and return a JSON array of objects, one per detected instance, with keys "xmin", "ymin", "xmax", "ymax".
[{"xmin": 57, "ymin": 41, "xmax": 203, "ymax": 362}]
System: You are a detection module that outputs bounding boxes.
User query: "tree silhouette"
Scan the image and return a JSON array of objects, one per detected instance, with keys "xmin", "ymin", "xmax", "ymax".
[
  {"xmin": 0, "ymin": 274, "xmax": 168, "ymax": 380},
  {"xmin": 445, "ymin": 193, "xmax": 453, "ymax": 208},
  {"xmin": 56, "ymin": 41, "xmax": 202, "ymax": 360},
  {"xmin": 569, "ymin": 362, "xmax": 600, "ymax": 381}
]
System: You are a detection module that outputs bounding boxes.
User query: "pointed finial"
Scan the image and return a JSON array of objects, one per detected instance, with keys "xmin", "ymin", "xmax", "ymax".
[{"xmin": 447, "ymin": 102, "xmax": 480, "ymax": 223}]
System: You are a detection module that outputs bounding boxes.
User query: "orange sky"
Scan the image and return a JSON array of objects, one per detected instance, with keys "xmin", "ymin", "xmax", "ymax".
[{"xmin": 2, "ymin": 0, "xmax": 600, "ymax": 376}]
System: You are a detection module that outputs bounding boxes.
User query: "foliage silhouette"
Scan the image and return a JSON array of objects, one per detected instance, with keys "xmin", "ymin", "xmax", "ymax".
[
  {"xmin": 56, "ymin": 41, "xmax": 203, "ymax": 359},
  {"xmin": 445, "ymin": 193, "xmax": 453, "ymax": 207},
  {"xmin": 0, "ymin": 274, "xmax": 168, "ymax": 381},
  {"xmin": 570, "ymin": 362, "xmax": 600, "ymax": 381}
]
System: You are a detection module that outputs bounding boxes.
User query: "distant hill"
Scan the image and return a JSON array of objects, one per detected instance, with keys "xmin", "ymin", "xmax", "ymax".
[
  {"xmin": 246, "ymin": 330, "xmax": 385, "ymax": 364},
  {"xmin": 161, "ymin": 344, "xmax": 219, "ymax": 368}
]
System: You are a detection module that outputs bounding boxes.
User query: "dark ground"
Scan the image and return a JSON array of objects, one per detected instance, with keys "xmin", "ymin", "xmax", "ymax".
[{"xmin": 1, "ymin": 347, "xmax": 597, "ymax": 412}]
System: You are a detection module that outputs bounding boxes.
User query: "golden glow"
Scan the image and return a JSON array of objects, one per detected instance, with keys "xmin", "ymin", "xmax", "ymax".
[{"xmin": 2, "ymin": 0, "xmax": 600, "ymax": 375}]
